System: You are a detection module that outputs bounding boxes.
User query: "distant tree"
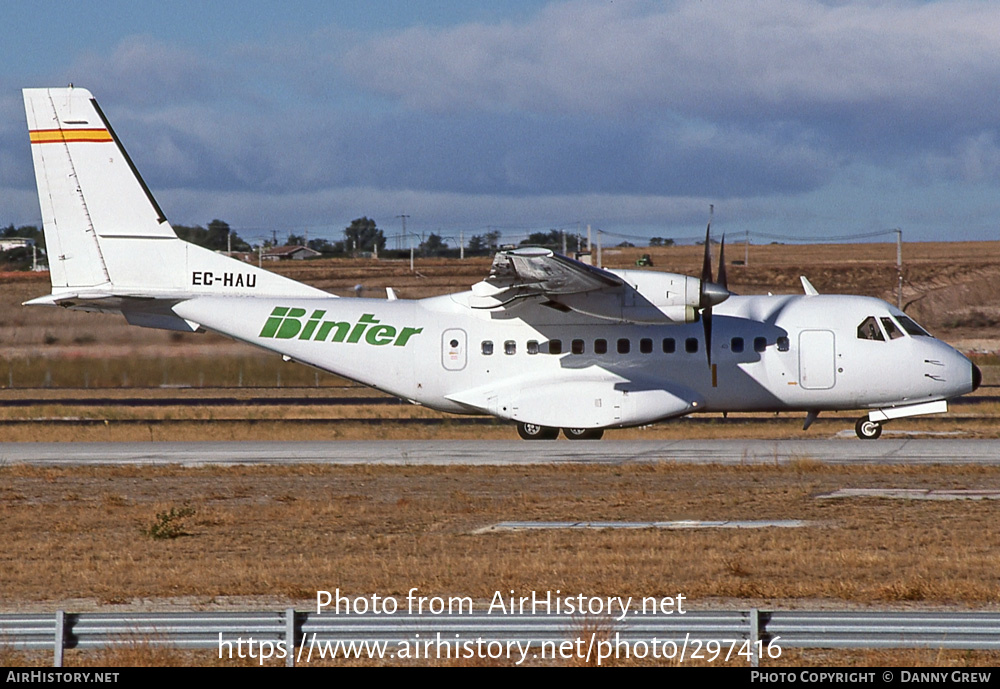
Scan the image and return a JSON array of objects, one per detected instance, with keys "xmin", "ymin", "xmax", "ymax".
[
  {"xmin": 484, "ymin": 229, "xmax": 501, "ymax": 250},
  {"xmin": 287, "ymin": 233, "xmax": 307, "ymax": 246},
  {"xmin": 307, "ymin": 238, "xmax": 338, "ymax": 255},
  {"xmin": 419, "ymin": 233, "xmax": 449, "ymax": 256},
  {"xmin": 649, "ymin": 237, "xmax": 674, "ymax": 247},
  {"xmin": 467, "ymin": 235, "xmax": 489, "ymax": 255},
  {"xmin": 344, "ymin": 217, "xmax": 385, "ymax": 254},
  {"xmin": 174, "ymin": 219, "xmax": 250, "ymax": 252},
  {"xmin": 519, "ymin": 230, "xmax": 562, "ymax": 249},
  {"xmin": 617, "ymin": 241, "xmax": 635, "ymax": 248}
]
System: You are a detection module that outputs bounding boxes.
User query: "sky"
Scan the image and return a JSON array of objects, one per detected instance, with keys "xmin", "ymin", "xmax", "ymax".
[{"xmin": 3, "ymin": 0, "xmax": 1000, "ymax": 247}]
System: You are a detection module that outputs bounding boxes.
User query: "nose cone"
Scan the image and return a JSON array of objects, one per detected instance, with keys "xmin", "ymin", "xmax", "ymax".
[
  {"xmin": 972, "ymin": 363, "xmax": 983, "ymax": 392},
  {"xmin": 700, "ymin": 281, "xmax": 730, "ymax": 308}
]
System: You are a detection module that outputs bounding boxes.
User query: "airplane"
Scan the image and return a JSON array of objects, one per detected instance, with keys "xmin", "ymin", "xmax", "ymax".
[{"xmin": 21, "ymin": 86, "xmax": 981, "ymax": 441}]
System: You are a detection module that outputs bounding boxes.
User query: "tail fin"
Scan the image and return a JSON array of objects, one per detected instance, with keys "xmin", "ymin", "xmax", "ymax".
[{"xmin": 23, "ymin": 87, "xmax": 326, "ymax": 318}]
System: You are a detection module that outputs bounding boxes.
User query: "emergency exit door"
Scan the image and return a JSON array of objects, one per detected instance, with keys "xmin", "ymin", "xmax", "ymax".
[{"xmin": 442, "ymin": 328, "xmax": 467, "ymax": 371}]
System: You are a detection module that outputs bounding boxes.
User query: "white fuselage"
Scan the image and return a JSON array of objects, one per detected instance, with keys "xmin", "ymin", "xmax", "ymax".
[{"xmin": 172, "ymin": 289, "xmax": 976, "ymax": 430}]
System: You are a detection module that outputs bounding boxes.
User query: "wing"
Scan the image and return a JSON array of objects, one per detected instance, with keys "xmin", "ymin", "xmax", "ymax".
[
  {"xmin": 469, "ymin": 248, "xmax": 707, "ymax": 324},
  {"xmin": 470, "ymin": 247, "xmax": 623, "ymax": 306}
]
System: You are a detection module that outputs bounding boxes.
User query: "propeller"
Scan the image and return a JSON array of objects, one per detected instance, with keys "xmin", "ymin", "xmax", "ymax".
[{"xmin": 699, "ymin": 216, "xmax": 730, "ymax": 368}]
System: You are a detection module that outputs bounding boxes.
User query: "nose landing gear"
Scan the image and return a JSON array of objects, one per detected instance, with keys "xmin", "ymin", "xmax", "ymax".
[{"xmin": 855, "ymin": 417, "xmax": 883, "ymax": 440}]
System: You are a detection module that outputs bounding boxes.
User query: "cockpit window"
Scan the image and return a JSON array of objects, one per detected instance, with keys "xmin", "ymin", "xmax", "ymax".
[
  {"xmin": 896, "ymin": 315, "xmax": 931, "ymax": 337},
  {"xmin": 880, "ymin": 317, "xmax": 904, "ymax": 340},
  {"xmin": 857, "ymin": 316, "xmax": 884, "ymax": 341}
]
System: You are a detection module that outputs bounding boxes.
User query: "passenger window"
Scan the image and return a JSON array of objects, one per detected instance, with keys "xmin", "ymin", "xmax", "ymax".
[
  {"xmin": 777, "ymin": 336, "xmax": 789, "ymax": 352},
  {"xmin": 662, "ymin": 338, "xmax": 675, "ymax": 354},
  {"xmin": 731, "ymin": 337, "xmax": 744, "ymax": 353},
  {"xmin": 685, "ymin": 338, "xmax": 698, "ymax": 353},
  {"xmin": 857, "ymin": 316, "xmax": 884, "ymax": 341},
  {"xmin": 881, "ymin": 317, "xmax": 903, "ymax": 340},
  {"xmin": 572, "ymin": 339, "xmax": 585, "ymax": 354},
  {"xmin": 527, "ymin": 340, "xmax": 539, "ymax": 355},
  {"xmin": 481, "ymin": 341, "xmax": 494, "ymax": 355},
  {"xmin": 595, "ymin": 339, "xmax": 608, "ymax": 354},
  {"xmin": 548, "ymin": 339, "xmax": 562, "ymax": 354},
  {"xmin": 504, "ymin": 340, "xmax": 516, "ymax": 355},
  {"xmin": 640, "ymin": 338, "xmax": 652, "ymax": 354},
  {"xmin": 754, "ymin": 337, "xmax": 767, "ymax": 353},
  {"xmin": 617, "ymin": 338, "xmax": 630, "ymax": 354}
]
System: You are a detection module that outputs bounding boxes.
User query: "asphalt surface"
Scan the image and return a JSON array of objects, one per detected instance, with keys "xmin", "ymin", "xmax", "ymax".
[{"xmin": 5, "ymin": 438, "xmax": 1000, "ymax": 466}]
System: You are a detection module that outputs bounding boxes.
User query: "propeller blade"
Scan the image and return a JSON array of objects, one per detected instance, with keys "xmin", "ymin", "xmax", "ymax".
[
  {"xmin": 700, "ymin": 221, "xmax": 713, "ymax": 298},
  {"xmin": 703, "ymin": 305, "xmax": 713, "ymax": 368},
  {"xmin": 718, "ymin": 233, "xmax": 727, "ymax": 291},
  {"xmin": 700, "ymin": 217, "xmax": 715, "ymax": 367}
]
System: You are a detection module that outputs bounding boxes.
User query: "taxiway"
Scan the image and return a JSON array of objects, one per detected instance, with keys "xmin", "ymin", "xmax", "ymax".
[{"xmin": 6, "ymin": 438, "xmax": 1000, "ymax": 466}]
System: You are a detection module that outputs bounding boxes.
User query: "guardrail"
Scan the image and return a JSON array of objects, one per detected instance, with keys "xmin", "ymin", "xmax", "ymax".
[{"xmin": 4, "ymin": 609, "xmax": 1000, "ymax": 666}]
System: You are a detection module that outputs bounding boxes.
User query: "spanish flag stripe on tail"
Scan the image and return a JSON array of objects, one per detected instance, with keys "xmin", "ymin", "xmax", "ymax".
[{"xmin": 29, "ymin": 128, "xmax": 113, "ymax": 144}]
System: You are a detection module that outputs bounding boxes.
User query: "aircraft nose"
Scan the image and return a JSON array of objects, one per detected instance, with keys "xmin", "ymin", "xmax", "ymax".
[{"xmin": 972, "ymin": 363, "xmax": 982, "ymax": 392}]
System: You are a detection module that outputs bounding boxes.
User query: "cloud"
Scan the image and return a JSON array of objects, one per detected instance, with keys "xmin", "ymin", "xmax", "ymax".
[
  {"xmin": 66, "ymin": 36, "xmax": 234, "ymax": 107},
  {"xmin": 342, "ymin": 1, "xmax": 1000, "ymax": 149},
  {"xmin": 921, "ymin": 132, "xmax": 1000, "ymax": 183},
  {"xmin": 9, "ymin": 2, "xmax": 1000, "ymax": 242}
]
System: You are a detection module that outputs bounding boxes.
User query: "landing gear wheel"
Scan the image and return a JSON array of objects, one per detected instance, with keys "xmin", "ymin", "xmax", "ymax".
[
  {"xmin": 855, "ymin": 417, "xmax": 883, "ymax": 440},
  {"xmin": 517, "ymin": 422, "xmax": 559, "ymax": 440},
  {"xmin": 563, "ymin": 428, "xmax": 605, "ymax": 440}
]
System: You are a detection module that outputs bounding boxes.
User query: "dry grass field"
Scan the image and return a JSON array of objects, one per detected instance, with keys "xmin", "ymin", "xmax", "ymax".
[
  {"xmin": 4, "ymin": 462, "xmax": 1000, "ymax": 666},
  {"xmin": 3, "ymin": 242, "xmax": 1000, "ymax": 666}
]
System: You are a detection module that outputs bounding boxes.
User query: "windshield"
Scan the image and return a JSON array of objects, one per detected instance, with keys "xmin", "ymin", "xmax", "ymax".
[{"xmin": 895, "ymin": 315, "xmax": 931, "ymax": 337}]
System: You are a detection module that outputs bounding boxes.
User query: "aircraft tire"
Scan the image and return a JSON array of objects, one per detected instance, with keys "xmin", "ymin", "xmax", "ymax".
[
  {"xmin": 855, "ymin": 417, "xmax": 883, "ymax": 440},
  {"xmin": 517, "ymin": 422, "xmax": 559, "ymax": 440},
  {"xmin": 563, "ymin": 428, "xmax": 605, "ymax": 440}
]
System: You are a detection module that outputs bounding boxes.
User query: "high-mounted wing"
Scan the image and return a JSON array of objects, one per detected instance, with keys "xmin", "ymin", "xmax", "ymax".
[
  {"xmin": 469, "ymin": 247, "xmax": 727, "ymax": 325},
  {"xmin": 470, "ymin": 247, "xmax": 622, "ymax": 306}
]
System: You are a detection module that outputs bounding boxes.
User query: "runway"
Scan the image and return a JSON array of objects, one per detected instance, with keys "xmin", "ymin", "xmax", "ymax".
[{"xmin": 6, "ymin": 438, "xmax": 1000, "ymax": 466}]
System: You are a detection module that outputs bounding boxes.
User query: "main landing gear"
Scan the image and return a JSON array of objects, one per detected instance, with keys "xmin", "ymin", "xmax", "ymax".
[
  {"xmin": 516, "ymin": 422, "xmax": 604, "ymax": 440},
  {"xmin": 855, "ymin": 417, "xmax": 883, "ymax": 440},
  {"xmin": 562, "ymin": 427, "xmax": 605, "ymax": 441}
]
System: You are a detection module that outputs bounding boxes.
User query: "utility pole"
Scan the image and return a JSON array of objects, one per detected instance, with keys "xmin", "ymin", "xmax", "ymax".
[
  {"xmin": 596, "ymin": 229, "xmax": 603, "ymax": 268},
  {"xmin": 745, "ymin": 229, "xmax": 749, "ymax": 267},
  {"xmin": 397, "ymin": 214, "xmax": 411, "ymax": 269},
  {"xmin": 895, "ymin": 229, "xmax": 903, "ymax": 310},
  {"xmin": 460, "ymin": 230, "xmax": 465, "ymax": 260}
]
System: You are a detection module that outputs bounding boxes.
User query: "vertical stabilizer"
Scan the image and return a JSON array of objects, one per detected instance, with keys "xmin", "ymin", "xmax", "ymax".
[
  {"xmin": 23, "ymin": 87, "xmax": 329, "ymax": 303},
  {"xmin": 23, "ymin": 87, "xmax": 123, "ymax": 289}
]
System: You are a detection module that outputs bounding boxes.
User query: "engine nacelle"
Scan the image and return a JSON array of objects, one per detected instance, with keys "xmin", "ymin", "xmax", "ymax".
[{"xmin": 554, "ymin": 270, "xmax": 702, "ymax": 324}]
